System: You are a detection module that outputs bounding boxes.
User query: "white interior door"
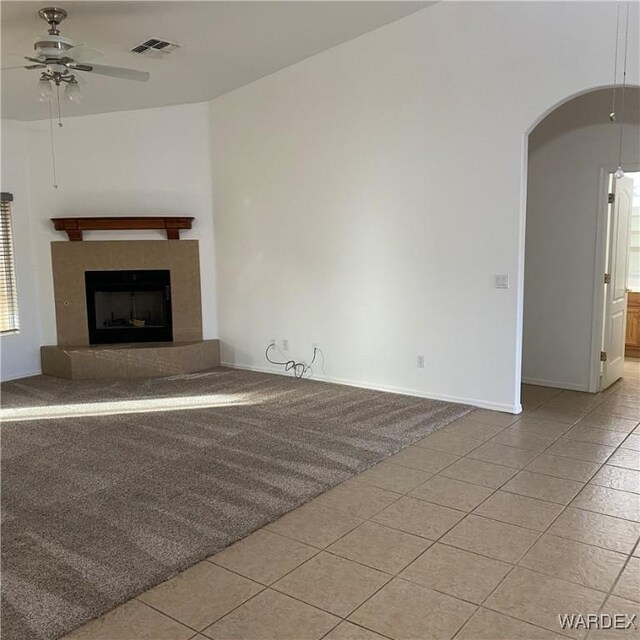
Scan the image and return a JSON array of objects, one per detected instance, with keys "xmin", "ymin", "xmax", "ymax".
[{"xmin": 601, "ymin": 175, "xmax": 633, "ymax": 390}]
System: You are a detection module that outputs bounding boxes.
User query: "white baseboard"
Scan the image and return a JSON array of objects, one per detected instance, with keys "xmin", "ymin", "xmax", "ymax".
[
  {"xmin": 522, "ymin": 376, "xmax": 590, "ymax": 393},
  {"xmin": 1, "ymin": 369, "xmax": 42, "ymax": 382},
  {"xmin": 221, "ymin": 361, "xmax": 522, "ymax": 414}
]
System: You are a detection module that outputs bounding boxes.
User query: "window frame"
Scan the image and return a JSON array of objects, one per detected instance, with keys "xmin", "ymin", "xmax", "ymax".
[{"xmin": 0, "ymin": 192, "xmax": 20, "ymax": 335}]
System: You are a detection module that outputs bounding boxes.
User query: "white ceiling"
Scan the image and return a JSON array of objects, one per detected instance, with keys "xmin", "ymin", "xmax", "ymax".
[{"xmin": 1, "ymin": 1, "xmax": 430, "ymax": 120}]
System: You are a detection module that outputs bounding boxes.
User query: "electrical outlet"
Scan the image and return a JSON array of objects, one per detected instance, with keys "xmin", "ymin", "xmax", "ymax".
[
  {"xmin": 312, "ymin": 342, "xmax": 319, "ymax": 350},
  {"xmin": 493, "ymin": 274, "xmax": 509, "ymax": 289},
  {"xmin": 417, "ymin": 354, "xmax": 425, "ymax": 368},
  {"xmin": 269, "ymin": 338, "xmax": 276, "ymax": 346},
  {"xmin": 282, "ymin": 338, "xmax": 289, "ymax": 351}
]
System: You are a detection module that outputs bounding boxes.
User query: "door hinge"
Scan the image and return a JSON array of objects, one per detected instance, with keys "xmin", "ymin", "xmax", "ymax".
[
  {"xmin": 604, "ymin": 273, "xmax": 612, "ymax": 284},
  {"xmin": 608, "ymin": 192, "xmax": 615, "ymax": 204},
  {"xmin": 600, "ymin": 351, "xmax": 608, "ymax": 362}
]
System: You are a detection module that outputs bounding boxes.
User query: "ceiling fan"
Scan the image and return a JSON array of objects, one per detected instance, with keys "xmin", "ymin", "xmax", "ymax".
[{"xmin": 2, "ymin": 6, "xmax": 150, "ymax": 102}]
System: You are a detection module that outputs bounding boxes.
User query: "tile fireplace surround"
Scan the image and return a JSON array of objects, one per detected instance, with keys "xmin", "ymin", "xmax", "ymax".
[{"xmin": 41, "ymin": 240, "xmax": 219, "ymax": 379}]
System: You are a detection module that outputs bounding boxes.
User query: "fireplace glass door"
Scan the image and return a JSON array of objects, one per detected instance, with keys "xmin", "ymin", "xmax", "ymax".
[{"xmin": 85, "ymin": 270, "xmax": 173, "ymax": 344}]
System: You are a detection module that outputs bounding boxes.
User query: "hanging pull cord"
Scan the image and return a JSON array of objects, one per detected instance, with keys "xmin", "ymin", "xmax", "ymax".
[
  {"xmin": 56, "ymin": 83, "xmax": 63, "ymax": 128},
  {"xmin": 610, "ymin": 0, "xmax": 621, "ymax": 121},
  {"xmin": 616, "ymin": 1, "xmax": 631, "ymax": 169},
  {"xmin": 47, "ymin": 98, "xmax": 59, "ymax": 189}
]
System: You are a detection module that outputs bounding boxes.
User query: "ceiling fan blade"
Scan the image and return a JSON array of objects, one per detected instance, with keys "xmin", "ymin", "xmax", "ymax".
[
  {"xmin": 1, "ymin": 64, "xmax": 45, "ymax": 70},
  {"xmin": 25, "ymin": 56, "xmax": 45, "ymax": 64},
  {"xmin": 67, "ymin": 62, "xmax": 149, "ymax": 82},
  {"xmin": 65, "ymin": 62, "xmax": 92, "ymax": 72},
  {"xmin": 66, "ymin": 45, "xmax": 103, "ymax": 63}
]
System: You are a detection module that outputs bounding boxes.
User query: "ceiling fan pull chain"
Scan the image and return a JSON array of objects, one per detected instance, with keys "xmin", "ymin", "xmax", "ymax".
[
  {"xmin": 610, "ymin": 0, "xmax": 620, "ymax": 121},
  {"xmin": 617, "ymin": 2, "xmax": 630, "ymax": 167},
  {"xmin": 47, "ymin": 98, "xmax": 59, "ymax": 189},
  {"xmin": 56, "ymin": 84, "xmax": 63, "ymax": 128},
  {"xmin": 614, "ymin": 0, "xmax": 631, "ymax": 179}
]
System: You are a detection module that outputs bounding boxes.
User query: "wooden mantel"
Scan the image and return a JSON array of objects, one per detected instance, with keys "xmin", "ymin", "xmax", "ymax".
[{"xmin": 51, "ymin": 216, "xmax": 194, "ymax": 241}]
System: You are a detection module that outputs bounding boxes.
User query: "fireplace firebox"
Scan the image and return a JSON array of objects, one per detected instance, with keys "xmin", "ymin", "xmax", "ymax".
[{"xmin": 85, "ymin": 270, "xmax": 173, "ymax": 344}]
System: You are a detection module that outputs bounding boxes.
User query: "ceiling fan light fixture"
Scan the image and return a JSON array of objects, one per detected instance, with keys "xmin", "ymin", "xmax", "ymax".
[
  {"xmin": 64, "ymin": 79, "xmax": 81, "ymax": 102},
  {"xmin": 38, "ymin": 75, "xmax": 53, "ymax": 99}
]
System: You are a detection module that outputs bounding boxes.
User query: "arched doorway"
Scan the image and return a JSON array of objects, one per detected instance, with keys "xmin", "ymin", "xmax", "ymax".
[{"xmin": 521, "ymin": 86, "xmax": 640, "ymax": 396}]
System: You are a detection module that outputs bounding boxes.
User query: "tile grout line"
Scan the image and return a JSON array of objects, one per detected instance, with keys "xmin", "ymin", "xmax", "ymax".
[
  {"xmin": 138, "ymin": 495, "xmax": 399, "ymax": 636},
  {"xmin": 205, "ymin": 488, "xmax": 411, "ymax": 630},
  {"xmin": 131, "ymin": 598, "xmax": 204, "ymax": 636},
  {"xmin": 451, "ymin": 382, "xmax": 639, "ymax": 638},
  {"xmin": 248, "ymin": 431, "xmax": 503, "ymax": 637},
  {"xmin": 336, "ymin": 427, "xmax": 544, "ymax": 636},
  {"xmin": 438, "ymin": 395, "xmax": 616, "ymax": 636},
  {"xmin": 352, "ymin": 397, "xmax": 638, "ymax": 575},
  {"xmin": 593, "ymin": 552, "xmax": 638, "ymax": 621}
]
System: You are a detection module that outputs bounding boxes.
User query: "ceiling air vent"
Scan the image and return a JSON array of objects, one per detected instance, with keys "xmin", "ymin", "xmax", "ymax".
[{"xmin": 130, "ymin": 38, "xmax": 181, "ymax": 57}]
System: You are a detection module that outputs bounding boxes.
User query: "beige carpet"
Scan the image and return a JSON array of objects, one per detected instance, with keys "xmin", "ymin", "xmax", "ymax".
[{"xmin": 0, "ymin": 367, "xmax": 472, "ymax": 640}]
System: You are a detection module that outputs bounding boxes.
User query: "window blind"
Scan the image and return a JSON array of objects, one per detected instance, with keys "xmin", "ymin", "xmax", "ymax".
[{"xmin": 0, "ymin": 192, "xmax": 19, "ymax": 334}]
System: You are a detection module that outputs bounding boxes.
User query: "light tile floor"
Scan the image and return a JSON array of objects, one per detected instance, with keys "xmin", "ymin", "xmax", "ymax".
[{"xmin": 65, "ymin": 360, "xmax": 640, "ymax": 640}]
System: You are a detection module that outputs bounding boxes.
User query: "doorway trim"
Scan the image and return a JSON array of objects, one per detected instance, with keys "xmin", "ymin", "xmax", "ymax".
[{"xmin": 589, "ymin": 162, "xmax": 640, "ymax": 392}]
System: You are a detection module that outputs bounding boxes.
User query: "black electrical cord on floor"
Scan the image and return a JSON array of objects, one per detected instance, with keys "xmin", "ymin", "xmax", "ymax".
[{"xmin": 265, "ymin": 343, "xmax": 318, "ymax": 379}]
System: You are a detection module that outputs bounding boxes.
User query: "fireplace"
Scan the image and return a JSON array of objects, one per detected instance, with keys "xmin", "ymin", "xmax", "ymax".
[
  {"xmin": 85, "ymin": 270, "xmax": 173, "ymax": 344},
  {"xmin": 43, "ymin": 241, "xmax": 219, "ymax": 379}
]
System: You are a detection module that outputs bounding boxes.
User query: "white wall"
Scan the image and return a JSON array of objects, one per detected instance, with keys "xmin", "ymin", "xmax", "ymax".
[
  {"xmin": 18, "ymin": 102, "xmax": 217, "ymax": 364},
  {"xmin": 523, "ymin": 89, "xmax": 640, "ymax": 392},
  {"xmin": 0, "ymin": 121, "xmax": 42, "ymax": 380},
  {"xmin": 210, "ymin": 1, "xmax": 639, "ymax": 412}
]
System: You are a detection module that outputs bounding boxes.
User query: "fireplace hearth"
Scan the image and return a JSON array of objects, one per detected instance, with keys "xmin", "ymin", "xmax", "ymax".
[{"xmin": 85, "ymin": 270, "xmax": 173, "ymax": 344}]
